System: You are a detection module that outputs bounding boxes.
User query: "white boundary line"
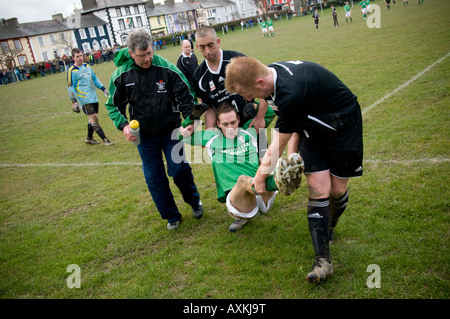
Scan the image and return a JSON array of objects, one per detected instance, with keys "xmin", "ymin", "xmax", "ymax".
[
  {"xmin": 0, "ymin": 162, "xmax": 142, "ymax": 168},
  {"xmin": 1, "ymin": 158, "xmax": 449, "ymax": 168},
  {"xmin": 1, "ymin": 53, "xmax": 449, "ymax": 169},
  {"xmin": 361, "ymin": 52, "xmax": 450, "ymax": 116}
]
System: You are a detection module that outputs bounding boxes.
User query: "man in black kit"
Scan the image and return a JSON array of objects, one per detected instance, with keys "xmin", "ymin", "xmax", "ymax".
[
  {"xmin": 189, "ymin": 26, "xmax": 271, "ymax": 132},
  {"xmin": 225, "ymin": 56, "xmax": 363, "ymax": 284}
]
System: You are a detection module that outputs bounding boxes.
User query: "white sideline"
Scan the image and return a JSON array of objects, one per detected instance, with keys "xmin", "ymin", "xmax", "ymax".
[
  {"xmin": 362, "ymin": 52, "xmax": 450, "ymax": 116},
  {"xmin": 1, "ymin": 158, "xmax": 449, "ymax": 168},
  {"xmin": 1, "ymin": 53, "xmax": 449, "ymax": 169}
]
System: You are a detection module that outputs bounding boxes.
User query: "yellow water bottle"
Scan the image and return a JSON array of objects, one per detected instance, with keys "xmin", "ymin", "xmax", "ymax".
[{"xmin": 129, "ymin": 120, "xmax": 141, "ymax": 146}]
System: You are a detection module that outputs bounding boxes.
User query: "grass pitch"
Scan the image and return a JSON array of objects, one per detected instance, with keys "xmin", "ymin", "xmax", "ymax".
[{"xmin": 0, "ymin": 0, "xmax": 449, "ymax": 300}]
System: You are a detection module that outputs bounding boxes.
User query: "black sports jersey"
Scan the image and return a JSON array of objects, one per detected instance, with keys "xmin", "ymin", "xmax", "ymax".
[
  {"xmin": 177, "ymin": 53, "xmax": 198, "ymax": 88},
  {"xmin": 193, "ymin": 50, "xmax": 250, "ymax": 124},
  {"xmin": 268, "ymin": 61, "xmax": 359, "ymax": 139}
]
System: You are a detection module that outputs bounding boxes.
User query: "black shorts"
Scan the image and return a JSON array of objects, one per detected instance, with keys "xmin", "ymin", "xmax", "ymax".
[
  {"xmin": 299, "ymin": 110, "xmax": 363, "ymax": 178},
  {"xmin": 82, "ymin": 103, "xmax": 99, "ymax": 115}
]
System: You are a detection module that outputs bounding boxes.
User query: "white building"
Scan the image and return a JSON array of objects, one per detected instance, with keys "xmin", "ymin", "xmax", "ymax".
[{"xmin": 81, "ymin": 0, "xmax": 151, "ymax": 46}]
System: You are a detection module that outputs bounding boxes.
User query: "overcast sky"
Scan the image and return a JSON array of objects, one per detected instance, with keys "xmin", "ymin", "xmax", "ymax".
[
  {"xmin": 0, "ymin": 0, "xmax": 83, "ymax": 23},
  {"xmin": 0, "ymin": 0, "xmax": 179, "ymax": 23}
]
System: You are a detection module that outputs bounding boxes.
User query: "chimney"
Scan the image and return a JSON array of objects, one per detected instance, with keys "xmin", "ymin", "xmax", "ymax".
[
  {"xmin": 148, "ymin": 0, "xmax": 155, "ymax": 9},
  {"xmin": 5, "ymin": 17, "xmax": 19, "ymax": 28},
  {"xmin": 52, "ymin": 13, "xmax": 64, "ymax": 22},
  {"xmin": 74, "ymin": 9, "xmax": 81, "ymax": 28},
  {"xmin": 81, "ymin": 0, "xmax": 97, "ymax": 10}
]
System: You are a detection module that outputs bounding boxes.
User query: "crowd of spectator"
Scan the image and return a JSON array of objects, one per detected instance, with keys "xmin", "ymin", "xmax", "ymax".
[{"xmin": 0, "ymin": 47, "xmax": 117, "ymax": 86}]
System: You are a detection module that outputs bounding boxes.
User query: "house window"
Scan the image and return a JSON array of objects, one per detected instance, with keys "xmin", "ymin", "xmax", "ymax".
[
  {"xmin": 133, "ymin": 5, "xmax": 139, "ymax": 14},
  {"xmin": 18, "ymin": 55, "xmax": 27, "ymax": 66},
  {"xmin": 116, "ymin": 8, "xmax": 122, "ymax": 16},
  {"xmin": 1, "ymin": 41, "xmax": 9, "ymax": 54},
  {"xmin": 38, "ymin": 36, "xmax": 45, "ymax": 47},
  {"xmin": 82, "ymin": 43, "xmax": 91, "ymax": 53},
  {"xmin": 88, "ymin": 27, "xmax": 97, "ymax": 37},
  {"xmin": 101, "ymin": 39, "xmax": 109, "ymax": 48},
  {"xmin": 60, "ymin": 32, "xmax": 67, "ymax": 42},
  {"xmin": 42, "ymin": 51, "xmax": 49, "ymax": 61},
  {"xmin": 125, "ymin": 7, "xmax": 131, "ymax": 15},
  {"xmin": 97, "ymin": 26, "xmax": 105, "ymax": 36},
  {"xmin": 49, "ymin": 34, "xmax": 56, "ymax": 44},
  {"xmin": 136, "ymin": 16, "xmax": 143, "ymax": 27},
  {"xmin": 79, "ymin": 29, "xmax": 87, "ymax": 39},
  {"xmin": 118, "ymin": 19, "xmax": 125, "ymax": 30},
  {"xmin": 126, "ymin": 17, "xmax": 134, "ymax": 28},
  {"xmin": 14, "ymin": 40, "xmax": 22, "ymax": 51}
]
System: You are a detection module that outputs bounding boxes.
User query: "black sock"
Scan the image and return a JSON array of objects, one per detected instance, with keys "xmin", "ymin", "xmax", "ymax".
[
  {"xmin": 95, "ymin": 126, "xmax": 107, "ymax": 140},
  {"xmin": 307, "ymin": 198, "xmax": 331, "ymax": 261},
  {"xmin": 87, "ymin": 123, "xmax": 94, "ymax": 139},
  {"xmin": 330, "ymin": 190, "xmax": 349, "ymax": 228}
]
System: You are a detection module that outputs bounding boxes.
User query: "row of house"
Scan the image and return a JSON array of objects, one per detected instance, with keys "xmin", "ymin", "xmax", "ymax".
[{"xmin": 0, "ymin": 0, "xmax": 293, "ymax": 68}]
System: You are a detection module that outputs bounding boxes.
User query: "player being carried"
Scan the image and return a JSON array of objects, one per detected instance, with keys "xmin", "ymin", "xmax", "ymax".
[{"xmin": 179, "ymin": 102, "xmax": 304, "ymax": 232}]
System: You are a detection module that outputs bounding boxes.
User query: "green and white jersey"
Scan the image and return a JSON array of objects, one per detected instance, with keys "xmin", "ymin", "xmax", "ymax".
[
  {"xmin": 260, "ymin": 21, "xmax": 267, "ymax": 28},
  {"xmin": 267, "ymin": 19, "xmax": 273, "ymax": 27},
  {"xmin": 183, "ymin": 122, "xmax": 259, "ymax": 202},
  {"xmin": 344, "ymin": 4, "xmax": 351, "ymax": 12},
  {"xmin": 359, "ymin": 0, "xmax": 367, "ymax": 9}
]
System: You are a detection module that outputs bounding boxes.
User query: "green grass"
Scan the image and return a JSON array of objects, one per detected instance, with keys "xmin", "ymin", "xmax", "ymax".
[{"xmin": 0, "ymin": 0, "xmax": 449, "ymax": 300}]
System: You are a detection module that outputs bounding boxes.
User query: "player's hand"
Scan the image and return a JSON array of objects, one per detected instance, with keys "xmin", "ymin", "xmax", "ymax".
[
  {"xmin": 71, "ymin": 102, "xmax": 80, "ymax": 113},
  {"xmin": 179, "ymin": 124, "xmax": 195, "ymax": 137},
  {"xmin": 123, "ymin": 124, "xmax": 137, "ymax": 142},
  {"xmin": 248, "ymin": 116, "xmax": 265, "ymax": 132},
  {"xmin": 252, "ymin": 174, "xmax": 267, "ymax": 195}
]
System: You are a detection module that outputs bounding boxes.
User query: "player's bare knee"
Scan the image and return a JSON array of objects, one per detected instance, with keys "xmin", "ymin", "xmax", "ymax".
[{"xmin": 237, "ymin": 175, "xmax": 252, "ymax": 186}]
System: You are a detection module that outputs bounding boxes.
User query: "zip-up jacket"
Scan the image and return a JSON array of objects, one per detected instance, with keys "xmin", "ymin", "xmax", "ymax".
[{"xmin": 105, "ymin": 48, "xmax": 196, "ymax": 138}]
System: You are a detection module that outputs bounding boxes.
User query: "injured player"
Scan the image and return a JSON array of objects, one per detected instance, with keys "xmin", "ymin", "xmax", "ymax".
[{"xmin": 179, "ymin": 102, "xmax": 303, "ymax": 232}]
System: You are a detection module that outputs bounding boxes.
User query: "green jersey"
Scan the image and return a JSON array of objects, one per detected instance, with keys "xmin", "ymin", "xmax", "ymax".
[
  {"xmin": 260, "ymin": 21, "xmax": 267, "ymax": 28},
  {"xmin": 359, "ymin": 0, "xmax": 367, "ymax": 8},
  {"xmin": 267, "ymin": 19, "xmax": 273, "ymax": 27},
  {"xmin": 182, "ymin": 122, "xmax": 259, "ymax": 202},
  {"xmin": 344, "ymin": 4, "xmax": 351, "ymax": 12}
]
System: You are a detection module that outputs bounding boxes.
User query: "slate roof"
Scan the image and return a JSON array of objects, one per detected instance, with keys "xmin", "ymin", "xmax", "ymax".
[
  {"xmin": 81, "ymin": 0, "xmax": 148, "ymax": 13},
  {"xmin": 66, "ymin": 13, "xmax": 107, "ymax": 29},
  {"xmin": 0, "ymin": 19, "xmax": 70, "ymax": 40}
]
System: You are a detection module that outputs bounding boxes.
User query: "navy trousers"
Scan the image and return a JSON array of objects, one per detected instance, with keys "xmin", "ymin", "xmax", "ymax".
[{"xmin": 137, "ymin": 132, "xmax": 200, "ymax": 223}]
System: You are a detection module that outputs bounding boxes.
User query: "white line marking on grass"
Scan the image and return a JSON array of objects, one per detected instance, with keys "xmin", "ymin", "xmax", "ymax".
[
  {"xmin": 362, "ymin": 52, "xmax": 450, "ymax": 116},
  {"xmin": 364, "ymin": 158, "xmax": 450, "ymax": 165},
  {"xmin": 1, "ymin": 158, "xmax": 449, "ymax": 168},
  {"xmin": 0, "ymin": 162, "xmax": 142, "ymax": 168}
]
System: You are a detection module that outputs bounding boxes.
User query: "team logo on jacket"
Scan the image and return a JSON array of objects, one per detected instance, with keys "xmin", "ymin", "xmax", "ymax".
[
  {"xmin": 156, "ymin": 80, "xmax": 167, "ymax": 93},
  {"xmin": 209, "ymin": 81, "xmax": 216, "ymax": 91}
]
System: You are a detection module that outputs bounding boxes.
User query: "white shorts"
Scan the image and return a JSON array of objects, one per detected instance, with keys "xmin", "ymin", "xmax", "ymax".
[
  {"xmin": 362, "ymin": 8, "xmax": 367, "ymax": 14},
  {"xmin": 345, "ymin": 12, "xmax": 351, "ymax": 18},
  {"xmin": 226, "ymin": 191, "xmax": 277, "ymax": 220},
  {"xmin": 262, "ymin": 27, "xmax": 268, "ymax": 33},
  {"xmin": 268, "ymin": 26, "xmax": 274, "ymax": 32}
]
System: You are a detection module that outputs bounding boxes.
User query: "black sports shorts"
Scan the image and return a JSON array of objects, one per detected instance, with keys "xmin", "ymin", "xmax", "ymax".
[
  {"xmin": 299, "ymin": 110, "xmax": 363, "ymax": 178},
  {"xmin": 82, "ymin": 103, "xmax": 99, "ymax": 115}
]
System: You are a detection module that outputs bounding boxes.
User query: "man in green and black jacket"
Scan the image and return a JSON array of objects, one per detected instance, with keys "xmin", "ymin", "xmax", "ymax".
[{"xmin": 105, "ymin": 30, "xmax": 203, "ymax": 230}]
